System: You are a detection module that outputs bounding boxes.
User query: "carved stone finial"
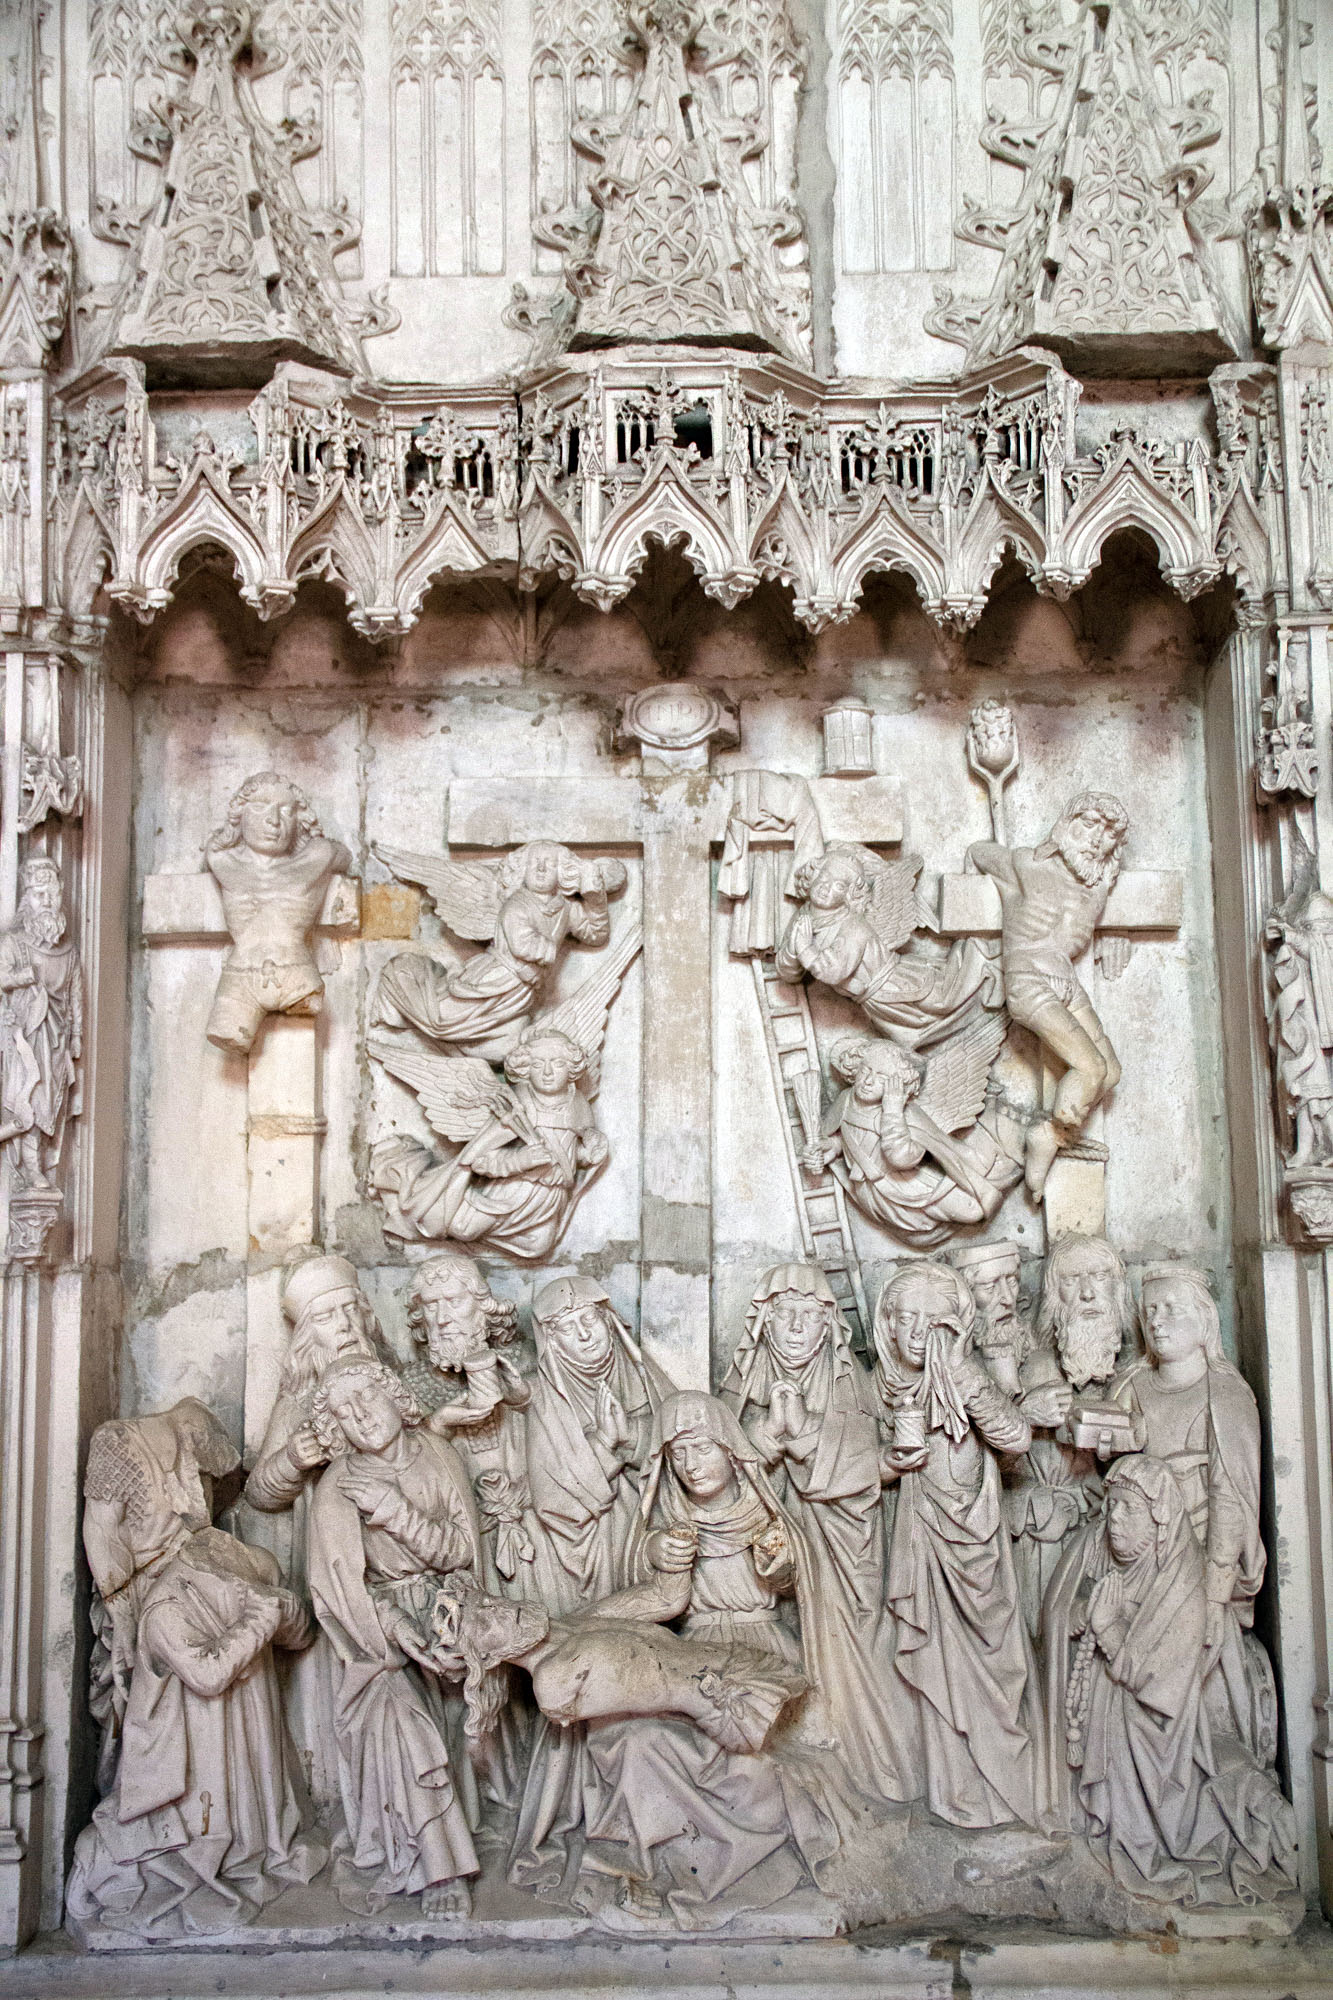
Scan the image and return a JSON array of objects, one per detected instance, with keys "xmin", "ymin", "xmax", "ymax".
[
  {"xmin": 932, "ymin": 0, "xmax": 1237, "ymax": 372},
  {"xmin": 0, "ymin": 9, "xmax": 72, "ymax": 371},
  {"xmin": 101, "ymin": 0, "xmax": 368, "ymax": 387},
  {"xmin": 514, "ymin": 0, "xmax": 810, "ymax": 364},
  {"xmin": 1247, "ymin": 0, "xmax": 1333, "ymax": 352}
]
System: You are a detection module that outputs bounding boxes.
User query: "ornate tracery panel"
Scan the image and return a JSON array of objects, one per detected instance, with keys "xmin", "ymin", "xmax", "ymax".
[
  {"xmin": 835, "ymin": 0, "xmax": 954, "ymax": 273},
  {"xmin": 258, "ymin": 0, "xmax": 365, "ymax": 275},
  {"xmin": 391, "ymin": 0, "xmax": 505, "ymax": 278}
]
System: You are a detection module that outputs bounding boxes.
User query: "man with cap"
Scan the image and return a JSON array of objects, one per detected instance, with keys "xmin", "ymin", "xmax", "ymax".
[{"xmin": 245, "ymin": 1254, "xmax": 395, "ymax": 1516}]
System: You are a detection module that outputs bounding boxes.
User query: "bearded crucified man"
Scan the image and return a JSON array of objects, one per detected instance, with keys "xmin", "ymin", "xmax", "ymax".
[{"xmin": 969, "ymin": 791, "xmax": 1129, "ymax": 1198}]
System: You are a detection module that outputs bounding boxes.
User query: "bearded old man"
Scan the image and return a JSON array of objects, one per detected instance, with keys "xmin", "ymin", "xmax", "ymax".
[
  {"xmin": 969, "ymin": 791, "xmax": 1129, "ymax": 1195},
  {"xmin": 0, "ymin": 855, "xmax": 81, "ymax": 1189},
  {"xmin": 1003, "ymin": 1235, "xmax": 1139, "ymax": 1637}
]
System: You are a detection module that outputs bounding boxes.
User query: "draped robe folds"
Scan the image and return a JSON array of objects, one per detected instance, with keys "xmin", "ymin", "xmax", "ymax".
[
  {"xmin": 883, "ymin": 1364, "xmax": 1046, "ymax": 1829},
  {"xmin": 824, "ymin": 1087, "xmax": 1009, "ymax": 1247},
  {"xmin": 774, "ymin": 905, "xmax": 997, "ymax": 1049},
  {"xmin": 1072, "ymin": 1493, "xmax": 1298, "ymax": 1904},
  {"xmin": 374, "ymin": 1083, "xmax": 598, "ymax": 1259},
  {"xmin": 510, "ymin": 1328, "xmax": 672, "ymax": 1888},
  {"xmin": 307, "ymin": 1432, "xmax": 484, "ymax": 1910},
  {"xmin": 66, "ymin": 1531, "xmax": 325, "ymax": 1939},
  {"xmin": 1043, "ymin": 1354, "xmax": 1272, "ymax": 1823},
  {"xmin": 377, "ymin": 886, "xmax": 608, "ymax": 1059},
  {"xmin": 719, "ymin": 1329, "xmax": 913, "ymax": 1803}
]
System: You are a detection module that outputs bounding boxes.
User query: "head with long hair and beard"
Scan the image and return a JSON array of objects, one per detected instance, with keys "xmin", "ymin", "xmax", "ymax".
[
  {"xmin": 1035, "ymin": 1234, "xmax": 1136, "ymax": 1390},
  {"xmin": 1036, "ymin": 792, "xmax": 1128, "ymax": 891},
  {"xmin": 279, "ymin": 1254, "xmax": 387, "ymax": 1397},
  {"xmin": 17, "ymin": 857, "xmax": 66, "ymax": 947}
]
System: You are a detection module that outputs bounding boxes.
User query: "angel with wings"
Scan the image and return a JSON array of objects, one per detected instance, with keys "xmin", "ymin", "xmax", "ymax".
[
  {"xmin": 374, "ymin": 840, "xmax": 628, "ymax": 1063},
  {"xmin": 369, "ymin": 924, "xmax": 641, "ymax": 1261},
  {"xmin": 774, "ymin": 843, "xmax": 999, "ymax": 1049},
  {"xmin": 801, "ymin": 1022, "xmax": 1020, "ymax": 1249}
]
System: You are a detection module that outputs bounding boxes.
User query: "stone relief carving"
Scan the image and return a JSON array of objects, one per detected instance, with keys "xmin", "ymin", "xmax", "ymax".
[
  {"xmin": 969, "ymin": 793, "xmax": 1129, "ymax": 1197},
  {"xmin": 257, "ymin": 0, "xmax": 364, "ymax": 277},
  {"xmin": 369, "ymin": 842, "xmax": 638, "ymax": 1258},
  {"xmin": 507, "ymin": 0, "xmax": 810, "ymax": 363},
  {"xmin": 835, "ymin": 0, "xmax": 954, "ymax": 274},
  {"xmin": 929, "ymin": 0, "xmax": 1237, "ymax": 371},
  {"xmin": 55, "ymin": 352, "xmax": 1258, "ymax": 635},
  {"xmin": 1257, "ymin": 628, "xmax": 1318, "ymax": 801},
  {"xmin": 0, "ymin": 856, "xmax": 82, "ymax": 1262},
  {"xmin": 67, "ymin": 1402, "xmax": 326, "ymax": 1941},
  {"xmin": 1265, "ymin": 828, "xmax": 1333, "ymax": 1237},
  {"xmin": 204, "ymin": 771, "xmax": 353, "ymax": 1057},
  {"xmin": 390, "ymin": 0, "xmax": 504, "ymax": 279},
  {"xmin": 101, "ymin": 0, "xmax": 369, "ymax": 383},
  {"xmin": 67, "ymin": 1217, "xmax": 1304, "ymax": 1941}
]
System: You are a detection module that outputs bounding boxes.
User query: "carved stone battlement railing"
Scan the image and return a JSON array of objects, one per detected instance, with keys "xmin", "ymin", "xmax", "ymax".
[{"xmin": 46, "ymin": 346, "xmax": 1278, "ymax": 642}]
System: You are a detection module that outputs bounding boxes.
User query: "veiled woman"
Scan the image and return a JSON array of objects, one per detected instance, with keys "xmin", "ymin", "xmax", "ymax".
[
  {"xmin": 1067, "ymin": 1456, "xmax": 1297, "ymax": 1905},
  {"xmin": 510, "ymin": 1276, "xmax": 673, "ymax": 1889},
  {"xmin": 874, "ymin": 1261, "xmax": 1046, "ymax": 1831},
  {"xmin": 559, "ymin": 1391, "xmax": 861, "ymax": 1930},
  {"xmin": 718, "ymin": 1263, "xmax": 911, "ymax": 1804}
]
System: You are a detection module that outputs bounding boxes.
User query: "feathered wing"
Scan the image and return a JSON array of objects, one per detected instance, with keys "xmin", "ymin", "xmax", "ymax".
[
  {"xmin": 374, "ymin": 843, "xmax": 502, "ymax": 941},
  {"xmin": 917, "ymin": 1008, "xmax": 1006, "ymax": 1134},
  {"xmin": 531, "ymin": 920, "xmax": 643, "ymax": 1096},
  {"xmin": 863, "ymin": 851, "xmax": 934, "ymax": 954},
  {"xmin": 368, "ymin": 1034, "xmax": 503, "ymax": 1142}
]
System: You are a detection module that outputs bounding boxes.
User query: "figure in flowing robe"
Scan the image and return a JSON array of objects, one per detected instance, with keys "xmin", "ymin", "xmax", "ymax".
[
  {"xmin": 67, "ymin": 1404, "xmax": 324, "ymax": 1940},
  {"xmin": 569, "ymin": 1391, "xmax": 866, "ymax": 1931},
  {"xmin": 875, "ymin": 1262, "xmax": 1048, "ymax": 1831},
  {"xmin": 1066, "ymin": 1456, "xmax": 1297, "ymax": 1905},
  {"xmin": 509, "ymin": 1276, "xmax": 674, "ymax": 1889},
  {"xmin": 374, "ymin": 840, "xmax": 622, "ymax": 1061},
  {"xmin": 718, "ymin": 1263, "xmax": 912, "ymax": 1804},
  {"xmin": 1043, "ymin": 1267, "xmax": 1278, "ymax": 1828},
  {"xmin": 306, "ymin": 1357, "xmax": 485, "ymax": 1915},
  {"xmin": 774, "ymin": 843, "xmax": 999, "ymax": 1049}
]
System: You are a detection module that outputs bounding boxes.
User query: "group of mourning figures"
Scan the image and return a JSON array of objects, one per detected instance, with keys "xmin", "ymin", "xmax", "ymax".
[{"xmin": 68, "ymin": 1240, "xmax": 1299, "ymax": 1939}]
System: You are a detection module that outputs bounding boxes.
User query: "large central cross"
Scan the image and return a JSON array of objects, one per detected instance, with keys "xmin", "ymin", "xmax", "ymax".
[{"xmin": 446, "ymin": 692, "xmax": 903, "ymax": 1390}]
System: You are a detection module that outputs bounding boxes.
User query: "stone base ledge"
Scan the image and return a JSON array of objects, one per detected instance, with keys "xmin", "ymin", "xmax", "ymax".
[{"xmin": 7, "ymin": 1924, "xmax": 1333, "ymax": 1999}]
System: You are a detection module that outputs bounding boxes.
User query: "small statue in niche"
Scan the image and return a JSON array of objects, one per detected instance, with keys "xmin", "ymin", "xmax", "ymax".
[
  {"xmin": 1064, "ymin": 1455, "xmax": 1297, "ymax": 1906},
  {"xmin": 67, "ymin": 1402, "xmax": 325, "ymax": 1940},
  {"xmin": 873, "ymin": 1261, "xmax": 1047, "ymax": 1831},
  {"xmin": 1004, "ymin": 1234, "xmax": 1139, "ymax": 1639},
  {"xmin": 719, "ymin": 1264, "xmax": 912, "ymax": 1806},
  {"xmin": 1265, "ymin": 835, "xmax": 1333, "ymax": 1166},
  {"xmin": 369, "ymin": 919, "xmax": 639, "ymax": 1261},
  {"xmin": 204, "ymin": 771, "xmax": 352, "ymax": 1057},
  {"xmin": 305, "ymin": 1355, "xmax": 485, "ymax": 1917},
  {"xmin": 398, "ymin": 1251, "xmax": 535, "ymax": 1590},
  {"xmin": 774, "ymin": 842, "xmax": 999, "ymax": 1049},
  {"xmin": 245, "ymin": 1254, "xmax": 396, "ymax": 1518},
  {"xmin": 0, "ymin": 855, "xmax": 81, "ymax": 1189},
  {"xmin": 804, "ymin": 1026, "xmax": 1015, "ymax": 1249},
  {"xmin": 374, "ymin": 838, "xmax": 628, "ymax": 1062},
  {"xmin": 968, "ymin": 791, "xmax": 1129, "ymax": 1197}
]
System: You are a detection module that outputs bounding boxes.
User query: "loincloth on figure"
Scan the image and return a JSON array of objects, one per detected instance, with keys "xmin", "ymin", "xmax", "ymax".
[{"xmin": 207, "ymin": 957, "xmax": 324, "ymax": 1052}]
